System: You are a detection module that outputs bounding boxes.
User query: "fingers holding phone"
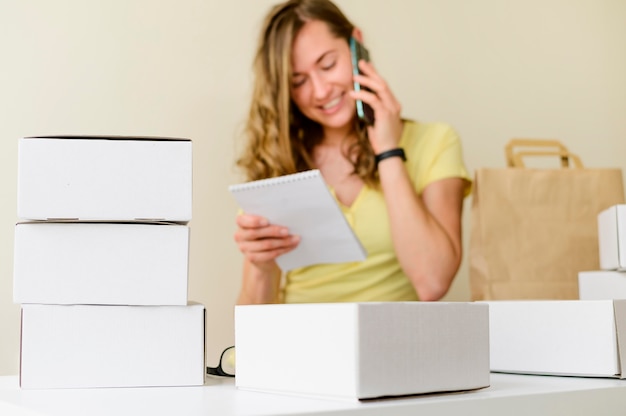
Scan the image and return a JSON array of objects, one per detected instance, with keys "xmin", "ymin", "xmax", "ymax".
[
  {"xmin": 349, "ymin": 38, "xmax": 403, "ymax": 154},
  {"xmin": 354, "ymin": 60, "xmax": 401, "ymax": 112}
]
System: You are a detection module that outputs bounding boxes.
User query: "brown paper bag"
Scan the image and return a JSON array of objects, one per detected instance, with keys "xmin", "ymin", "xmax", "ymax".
[{"xmin": 469, "ymin": 139, "xmax": 625, "ymax": 300}]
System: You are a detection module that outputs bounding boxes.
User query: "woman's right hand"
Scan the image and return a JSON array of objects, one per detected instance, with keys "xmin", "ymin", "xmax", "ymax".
[{"xmin": 234, "ymin": 213, "xmax": 300, "ymax": 272}]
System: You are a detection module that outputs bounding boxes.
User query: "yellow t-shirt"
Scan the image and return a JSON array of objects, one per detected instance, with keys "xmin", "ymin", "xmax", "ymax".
[{"xmin": 283, "ymin": 120, "xmax": 471, "ymax": 303}]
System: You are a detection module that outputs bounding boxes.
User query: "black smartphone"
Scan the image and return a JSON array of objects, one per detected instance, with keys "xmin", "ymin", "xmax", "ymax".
[{"xmin": 349, "ymin": 37, "xmax": 375, "ymax": 125}]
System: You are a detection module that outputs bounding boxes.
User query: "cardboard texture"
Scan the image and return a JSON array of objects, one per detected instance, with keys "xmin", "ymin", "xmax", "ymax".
[
  {"xmin": 486, "ymin": 300, "xmax": 626, "ymax": 378},
  {"xmin": 17, "ymin": 136, "xmax": 192, "ymax": 222},
  {"xmin": 470, "ymin": 143, "xmax": 624, "ymax": 300},
  {"xmin": 235, "ymin": 302, "xmax": 490, "ymax": 400},
  {"xmin": 579, "ymin": 271, "xmax": 626, "ymax": 300},
  {"xmin": 598, "ymin": 205, "xmax": 626, "ymax": 271},
  {"xmin": 20, "ymin": 304, "xmax": 205, "ymax": 389},
  {"xmin": 13, "ymin": 222, "xmax": 189, "ymax": 306}
]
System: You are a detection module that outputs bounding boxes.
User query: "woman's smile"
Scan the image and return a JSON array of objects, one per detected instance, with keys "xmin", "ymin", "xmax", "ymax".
[{"xmin": 320, "ymin": 94, "xmax": 344, "ymax": 113}]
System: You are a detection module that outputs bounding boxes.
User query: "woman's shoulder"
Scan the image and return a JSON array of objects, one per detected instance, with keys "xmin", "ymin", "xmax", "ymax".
[
  {"xmin": 400, "ymin": 119, "xmax": 471, "ymax": 193},
  {"xmin": 400, "ymin": 119, "xmax": 461, "ymax": 149}
]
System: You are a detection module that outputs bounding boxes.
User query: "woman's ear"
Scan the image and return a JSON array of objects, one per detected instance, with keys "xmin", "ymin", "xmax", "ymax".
[{"xmin": 352, "ymin": 27, "xmax": 364, "ymax": 43}]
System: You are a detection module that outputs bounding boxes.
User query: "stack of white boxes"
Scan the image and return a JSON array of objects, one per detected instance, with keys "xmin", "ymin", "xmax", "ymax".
[
  {"xmin": 14, "ymin": 136, "xmax": 205, "ymax": 389},
  {"xmin": 578, "ymin": 204, "xmax": 626, "ymax": 299},
  {"xmin": 485, "ymin": 204, "xmax": 626, "ymax": 379}
]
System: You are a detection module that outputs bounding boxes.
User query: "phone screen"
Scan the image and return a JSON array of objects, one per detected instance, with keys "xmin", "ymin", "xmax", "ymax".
[{"xmin": 349, "ymin": 37, "xmax": 375, "ymax": 125}]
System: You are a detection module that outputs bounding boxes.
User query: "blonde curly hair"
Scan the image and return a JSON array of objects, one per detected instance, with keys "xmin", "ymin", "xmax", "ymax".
[{"xmin": 237, "ymin": 0, "xmax": 377, "ymax": 185}]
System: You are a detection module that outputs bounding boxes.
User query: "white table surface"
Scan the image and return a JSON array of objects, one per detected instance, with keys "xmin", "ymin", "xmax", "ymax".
[{"xmin": 1, "ymin": 373, "xmax": 626, "ymax": 416}]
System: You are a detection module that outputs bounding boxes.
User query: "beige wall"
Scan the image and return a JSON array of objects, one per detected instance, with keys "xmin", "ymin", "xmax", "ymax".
[{"xmin": 1, "ymin": 0, "xmax": 625, "ymax": 375}]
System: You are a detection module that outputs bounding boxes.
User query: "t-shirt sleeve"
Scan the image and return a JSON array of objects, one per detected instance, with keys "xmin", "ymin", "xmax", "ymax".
[{"xmin": 403, "ymin": 122, "xmax": 472, "ymax": 196}]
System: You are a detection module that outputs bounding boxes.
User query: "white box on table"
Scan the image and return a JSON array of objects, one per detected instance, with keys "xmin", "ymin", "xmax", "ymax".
[
  {"xmin": 20, "ymin": 303, "xmax": 205, "ymax": 389},
  {"xmin": 579, "ymin": 270, "xmax": 626, "ymax": 300},
  {"xmin": 17, "ymin": 136, "xmax": 192, "ymax": 222},
  {"xmin": 13, "ymin": 222, "xmax": 189, "ymax": 306},
  {"xmin": 486, "ymin": 300, "xmax": 626, "ymax": 378},
  {"xmin": 598, "ymin": 205, "xmax": 626, "ymax": 270},
  {"xmin": 235, "ymin": 302, "xmax": 490, "ymax": 400}
]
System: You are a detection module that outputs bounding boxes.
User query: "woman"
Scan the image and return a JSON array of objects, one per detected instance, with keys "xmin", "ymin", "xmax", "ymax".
[{"xmin": 234, "ymin": 0, "xmax": 471, "ymax": 304}]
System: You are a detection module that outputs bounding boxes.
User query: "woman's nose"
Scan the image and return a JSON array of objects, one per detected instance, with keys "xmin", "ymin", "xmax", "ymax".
[{"xmin": 310, "ymin": 73, "xmax": 331, "ymax": 100}]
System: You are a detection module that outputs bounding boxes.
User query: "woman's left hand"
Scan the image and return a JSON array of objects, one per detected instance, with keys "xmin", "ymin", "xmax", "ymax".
[{"xmin": 349, "ymin": 60, "xmax": 403, "ymax": 154}]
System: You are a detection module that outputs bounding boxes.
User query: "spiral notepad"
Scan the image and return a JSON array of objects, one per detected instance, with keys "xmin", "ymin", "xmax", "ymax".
[{"xmin": 229, "ymin": 170, "xmax": 367, "ymax": 271}]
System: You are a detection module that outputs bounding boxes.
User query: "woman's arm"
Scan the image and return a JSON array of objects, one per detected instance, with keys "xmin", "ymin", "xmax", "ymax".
[
  {"xmin": 378, "ymin": 159, "xmax": 466, "ymax": 300},
  {"xmin": 237, "ymin": 257, "xmax": 282, "ymax": 304},
  {"xmin": 351, "ymin": 60, "xmax": 467, "ymax": 300}
]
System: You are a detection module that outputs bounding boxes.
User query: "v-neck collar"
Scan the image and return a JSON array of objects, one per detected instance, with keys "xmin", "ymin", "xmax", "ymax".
[{"xmin": 330, "ymin": 183, "xmax": 367, "ymax": 213}]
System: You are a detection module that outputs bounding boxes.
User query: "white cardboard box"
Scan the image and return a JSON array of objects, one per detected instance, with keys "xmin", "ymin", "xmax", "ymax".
[
  {"xmin": 17, "ymin": 136, "xmax": 192, "ymax": 222},
  {"xmin": 235, "ymin": 302, "xmax": 490, "ymax": 400},
  {"xmin": 13, "ymin": 222, "xmax": 189, "ymax": 306},
  {"xmin": 20, "ymin": 303, "xmax": 205, "ymax": 389},
  {"xmin": 486, "ymin": 300, "xmax": 626, "ymax": 378},
  {"xmin": 598, "ymin": 205, "xmax": 626, "ymax": 270},
  {"xmin": 579, "ymin": 271, "xmax": 626, "ymax": 300}
]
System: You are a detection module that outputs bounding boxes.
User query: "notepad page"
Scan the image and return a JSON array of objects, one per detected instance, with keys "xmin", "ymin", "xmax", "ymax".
[{"xmin": 229, "ymin": 170, "xmax": 367, "ymax": 271}]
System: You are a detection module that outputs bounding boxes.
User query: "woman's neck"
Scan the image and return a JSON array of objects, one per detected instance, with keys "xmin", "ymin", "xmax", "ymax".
[{"xmin": 320, "ymin": 124, "xmax": 354, "ymax": 147}]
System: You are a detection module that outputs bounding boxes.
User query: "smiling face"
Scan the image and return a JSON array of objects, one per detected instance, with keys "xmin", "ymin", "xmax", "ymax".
[{"xmin": 290, "ymin": 20, "xmax": 356, "ymax": 137}]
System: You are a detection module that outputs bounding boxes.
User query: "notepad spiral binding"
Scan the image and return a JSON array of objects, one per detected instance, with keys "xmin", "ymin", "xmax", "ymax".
[{"xmin": 229, "ymin": 170, "xmax": 322, "ymax": 192}]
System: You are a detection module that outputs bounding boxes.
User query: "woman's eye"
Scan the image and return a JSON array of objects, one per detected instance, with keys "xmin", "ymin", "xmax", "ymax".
[
  {"xmin": 321, "ymin": 60, "xmax": 336, "ymax": 71},
  {"xmin": 291, "ymin": 77, "xmax": 306, "ymax": 88}
]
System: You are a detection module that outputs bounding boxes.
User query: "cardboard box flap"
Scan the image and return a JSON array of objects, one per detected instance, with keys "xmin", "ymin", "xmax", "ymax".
[
  {"xmin": 487, "ymin": 300, "xmax": 624, "ymax": 378},
  {"xmin": 24, "ymin": 135, "xmax": 190, "ymax": 142},
  {"xmin": 235, "ymin": 302, "xmax": 490, "ymax": 400},
  {"xmin": 618, "ymin": 206, "xmax": 626, "ymax": 270},
  {"xmin": 13, "ymin": 222, "xmax": 190, "ymax": 306},
  {"xmin": 613, "ymin": 300, "xmax": 626, "ymax": 378},
  {"xmin": 357, "ymin": 302, "xmax": 490, "ymax": 398},
  {"xmin": 20, "ymin": 303, "xmax": 205, "ymax": 389},
  {"xmin": 598, "ymin": 205, "xmax": 626, "ymax": 270},
  {"xmin": 578, "ymin": 271, "xmax": 626, "ymax": 300},
  {"xmin": 18, "ymin": 137, "xmax": 192, "ymax": 222},
  {"xmin": 16, "ymin": 219, "xmax": 183, "ymax": 226}
]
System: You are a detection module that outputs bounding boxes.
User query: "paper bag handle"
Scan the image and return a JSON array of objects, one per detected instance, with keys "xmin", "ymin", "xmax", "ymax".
[{"xmin": 505, "ymin": 139, "xmax": 584, "ymax": 169}]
